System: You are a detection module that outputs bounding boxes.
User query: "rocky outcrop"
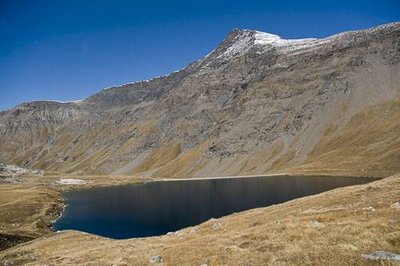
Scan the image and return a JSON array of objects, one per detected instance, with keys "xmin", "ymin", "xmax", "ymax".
[
  {"xmin": 0, "ymin": 163, "xmax": 43, "ymax": 183},
  {"xmin": 0, "ymin": 22, "xmax": 399, "ymax": 178},
  {"xmin": 0, "ymin": 233, "xmax": 34, "ymax": 251}
]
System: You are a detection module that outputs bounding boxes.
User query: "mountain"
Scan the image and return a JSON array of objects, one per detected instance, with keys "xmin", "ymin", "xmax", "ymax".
[{"xmin": 0, "ymin": 22, "xmax": 399, "ymax": 178}]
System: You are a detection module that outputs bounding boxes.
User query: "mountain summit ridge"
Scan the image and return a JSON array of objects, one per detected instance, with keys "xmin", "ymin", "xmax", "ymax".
[{"xmin": 7, "ymin": 22, "xmax": 399, "ymax": 108}]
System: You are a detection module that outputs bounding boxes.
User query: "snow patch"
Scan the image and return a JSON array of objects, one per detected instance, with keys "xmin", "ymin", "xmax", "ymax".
[
  {"xmin": 101, "ymin": 74, "xmax": 171, "ymax": 92},
  {"xmin": 255, "ymin": 31, "xmax": 318, "ymax": 52},
  {"xmin": 35, "ymin": 99, "xmax": 83, "ymax": 104},
  {"xmin": 57, "ymin": 178, "xmax": 87, "ymax": 185},
  {"xmin": 253, "ymin": 31, "xmax": 282, "ymax": 45}
]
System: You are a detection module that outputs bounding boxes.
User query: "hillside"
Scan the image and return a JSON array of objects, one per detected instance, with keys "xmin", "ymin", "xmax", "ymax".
[{"xmin": 0, "ymin": 23, "xmax": 399, "ymax": 178}]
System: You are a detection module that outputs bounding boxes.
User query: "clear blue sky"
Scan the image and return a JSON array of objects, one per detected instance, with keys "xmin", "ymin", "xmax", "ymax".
[{"xmin": 1, "ymin": 0, "xmax": 399, "ymax": 110}]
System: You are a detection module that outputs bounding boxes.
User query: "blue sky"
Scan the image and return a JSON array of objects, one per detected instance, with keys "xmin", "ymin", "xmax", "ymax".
[{"xmin": 1, "ymin": 0, "xmax": 399, "ymax": 110}]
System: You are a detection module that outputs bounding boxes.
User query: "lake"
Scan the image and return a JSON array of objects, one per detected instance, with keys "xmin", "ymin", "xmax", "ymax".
[{"xmin": 53, "ymin": 175, "xmax": 375, "ymax": 239}]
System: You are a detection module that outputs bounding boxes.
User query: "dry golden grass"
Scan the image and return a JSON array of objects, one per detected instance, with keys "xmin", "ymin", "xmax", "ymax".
[
  {"xmin": 1, "ymin": 173, "xmax": 399, "ymax": 265},
  {"xmin": 0, "ymin": 185, "xmax": 61, "ymax": 239},
  {"xmin": 152, "ymin": 139, "xmax": 214, "ymax": 178},
  {"xmin": 15, "ymin": 172, "xmax": 147, "ymax": 191},
  {"xmin": 129, "ymin": 142, "xmax": 182, "ymax": 174}
]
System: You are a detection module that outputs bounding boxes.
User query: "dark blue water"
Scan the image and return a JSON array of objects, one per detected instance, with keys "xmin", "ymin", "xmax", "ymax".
[{"xmin": 54, "ymin": 175, "xmax": 375, "ymax": 239}]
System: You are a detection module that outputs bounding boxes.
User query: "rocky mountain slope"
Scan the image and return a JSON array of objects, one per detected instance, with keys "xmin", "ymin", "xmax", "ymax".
[{"xmin": 0, "ymin": 22, "xmax": 399, "ymax": 178}]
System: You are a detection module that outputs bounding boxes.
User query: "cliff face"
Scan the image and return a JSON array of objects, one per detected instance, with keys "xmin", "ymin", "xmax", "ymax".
[{"xmin": 1, "ymin": 23, "xmax": 399, "ymax": 178}]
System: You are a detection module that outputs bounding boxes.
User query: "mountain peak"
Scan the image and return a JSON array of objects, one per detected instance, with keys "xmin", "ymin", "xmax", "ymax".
[
  {"xmin": 214, "ymin": 28, "xmax": 309, "ymax": 61},
  {"xmin": 227, "ymin": 28, "xmax": 282, "ymax": 42}
]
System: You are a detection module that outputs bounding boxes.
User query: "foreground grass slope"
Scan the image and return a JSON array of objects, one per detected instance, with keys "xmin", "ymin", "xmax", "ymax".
[
  {"xmin": 1, "ymin": 173, "xmax": 399, "ymax": 265},
  {"xmin": 0, "ymin": 185, "xmax": 61, "ymax": 251}
]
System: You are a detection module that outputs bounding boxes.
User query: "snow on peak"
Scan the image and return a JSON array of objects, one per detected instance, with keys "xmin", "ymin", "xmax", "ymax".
[
  {"xmin": 38, "ymin": 99, "xmax": 84, "ymax": 104},
  {"xmin": 253, "ymin": 31, "xmax": 282, "ymax": 45},
  {"xmin": 216, "ymin": 29, "xmax": 318, "ymax": 60}
]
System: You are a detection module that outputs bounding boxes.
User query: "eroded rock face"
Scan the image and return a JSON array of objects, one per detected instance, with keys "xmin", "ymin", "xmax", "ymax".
[{"xmin": 0, "ymin": 23, "xmax": 399, "ymax": 177}]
